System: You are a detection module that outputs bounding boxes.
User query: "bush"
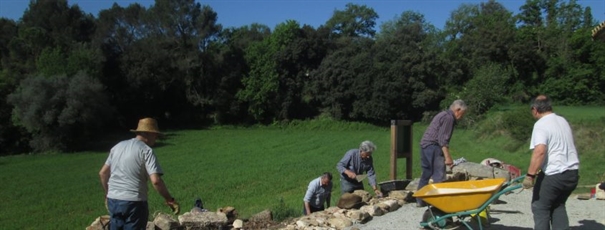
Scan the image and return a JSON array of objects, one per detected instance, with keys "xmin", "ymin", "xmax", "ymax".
[
  {"xmin": 271, "ymin": 197, "xmax": 298, "ymax": 222},
  {"xmin": 500, "ymin": 106, "xmax": 534, "ymax": 142},
  {"xmin": 475, "ymin": 105, "xmax": 534, "ymax": 148}
]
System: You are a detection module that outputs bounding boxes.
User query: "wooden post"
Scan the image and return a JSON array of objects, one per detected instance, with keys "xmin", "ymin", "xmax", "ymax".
[
  {"xmin": 390, "ymin": 120, "xmax": 413, "ymax": 180},
  {"xmin": 390, "ymin": 123, "xmax": 397, "ymax": 180}
]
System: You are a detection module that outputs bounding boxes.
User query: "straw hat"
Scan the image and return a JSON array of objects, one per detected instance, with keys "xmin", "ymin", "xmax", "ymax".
[{"xmin": 130, "ymin": 118, "xmax": 162, "ymax": 134}]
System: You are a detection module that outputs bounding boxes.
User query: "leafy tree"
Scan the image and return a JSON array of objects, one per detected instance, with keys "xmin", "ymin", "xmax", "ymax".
[
  {"xmin": 208, "ymin": 24, "xmax": 270, "ymax": 124},
  {"xmin": 325, "ymin": 3, "xmax": 378, "ymax": 38},
  {"xmin": 21, "ymin": 0, "xmax": 95, "ymax": 48},
  {"xmin": 310, "ymin": 36, "xmax": 374, "ymax": 120},
  {"xmin": 369, "ymin": 11, "xmax": 443, "ymax": 121},
  {"xmin": 238, "ymin": 20, "xmax": 302, "ymax": 122},
  {"xmin": 460, "ymin": 63, "xmax": 511, "ymax": 116},
  {"xmin": 7, "ymin": 72, "xmax": 114, "ymax": 152}
]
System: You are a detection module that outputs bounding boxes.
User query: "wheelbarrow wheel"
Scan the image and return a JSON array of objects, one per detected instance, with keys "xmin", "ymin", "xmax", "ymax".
[{"xmin": 421, "ymin": 207, "xmax": 452, "ymax": 229}]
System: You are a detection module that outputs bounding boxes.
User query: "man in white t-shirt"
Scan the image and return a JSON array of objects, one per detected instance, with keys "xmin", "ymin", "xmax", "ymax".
[
  {"xmin": 99, "ymin": 118, "xmax": 180, "ymax": 229},
  {"xmin": 522, "ymin": 95, "xmax": 579, "ymax": 230}
]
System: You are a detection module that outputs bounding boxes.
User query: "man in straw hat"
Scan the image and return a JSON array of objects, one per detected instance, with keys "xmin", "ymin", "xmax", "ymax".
[{"xmin": 99, "ymin": 117, "xmax": 180, "ymax": 229}]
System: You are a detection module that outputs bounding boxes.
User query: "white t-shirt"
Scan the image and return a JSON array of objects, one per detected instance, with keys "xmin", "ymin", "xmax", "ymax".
[
  {"xmin": 529, "ymin": 113, "xmax": 579, "ymax": 175},
  {"xmin": 105, "ymin": 138, "xmax": 164, "ymax": 201}
]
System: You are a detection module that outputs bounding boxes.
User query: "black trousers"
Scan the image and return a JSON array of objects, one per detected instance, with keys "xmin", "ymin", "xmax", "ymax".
[
  {"xmin": 302, "ymin": 203, "xmax": 325, "ymax": 215},
  {"xmin": 531, "ymin": 170, "xmax": 579, "ymax": 230}
]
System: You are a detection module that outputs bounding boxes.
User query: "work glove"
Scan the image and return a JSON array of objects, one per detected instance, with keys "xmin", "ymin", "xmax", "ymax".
[
  {"xmin": 522, "ymin": 177, "xmax": 534, "ymax": 189},
  {"xmin": 166, "ymin": 198, "xmax": 180, "ymax": 215}
]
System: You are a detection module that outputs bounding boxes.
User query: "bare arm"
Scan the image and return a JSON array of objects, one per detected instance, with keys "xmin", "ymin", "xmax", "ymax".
[
  {"xmin": 527, "ymin": 144, "xmax": 547, "ymax": 175},
  {"xmin": 442, "ymin": 146, "xmax": 453, "ymax": 165},
  {"xmin": 304, "ymin": 202, "xmax": 312, "ymax": 215},
  {"xmin": 150, "ymin": 173, "xmax": 174, "ymax": 202},
  {"xmin": 99, "ymin": 164, "xmax": 111, "ymax": 196}
]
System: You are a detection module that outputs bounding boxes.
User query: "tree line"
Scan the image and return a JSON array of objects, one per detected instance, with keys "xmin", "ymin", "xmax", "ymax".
[{"xmin": 0, "ymin": 0, "xmax": 603, "ymax": 154}]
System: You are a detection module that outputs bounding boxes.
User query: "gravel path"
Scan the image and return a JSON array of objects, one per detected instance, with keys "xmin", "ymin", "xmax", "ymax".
[{"xmin": 347, "ymin": 189, "xmax": 605, "ymax": 229}]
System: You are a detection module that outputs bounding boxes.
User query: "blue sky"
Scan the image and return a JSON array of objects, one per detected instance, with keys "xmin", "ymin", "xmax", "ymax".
[{"xmin": 0, "ymin": 0, "xmax": 604, "ymax": 30}]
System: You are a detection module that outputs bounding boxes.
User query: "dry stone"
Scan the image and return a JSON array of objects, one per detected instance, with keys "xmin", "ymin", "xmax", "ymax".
[
  {"xmin": 352, "ymin": 190, "xmax": 371, "ymax": 203},
  {"xmin": 145, "ymin": 222, "xmax": 155, "ymax": 230},
  {"xmin": 153, "ymin": 213, "xmax": 179, "ymax": 230},
  {"xmin": 327, "ymin": 216, "xmax": 353, "ymax": 229},
  {"xmin": 359, "ymin": 205, "xmax": 383, "ymax": 216},
  {"xmin": 296, "ymin": 220, "xmax": 310, "ymax": 228},
  {"xmin": 381, "ymin": 200, "xmax": 400, "ymax": 212},
  {"xmin": 232, "ymin": 219, "xmax": 243, "ymax": 229},
  {"xmin": 178, "ymin": 211, "xmax": 228, "ymax": 229},
  {"xmin": 249, "ymin": 209, "xmax": 272, "ymax": 222},
  {"xmin": 387, "ymin": 190, "xmax": 408, "ymax": 199},
  {"xmin": 345, "ymin": 210, "xmax": 370, "ymax": 222}
]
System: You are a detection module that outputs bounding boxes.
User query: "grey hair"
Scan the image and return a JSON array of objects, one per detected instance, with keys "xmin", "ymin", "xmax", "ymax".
[
  {"xmin": 359, "ymin": 140, "xmax": 376, "ymax": 153},
  {"xmin": 450, "ymin": 99, "xmax": 467, "ymax": 111},
  {"xmin": 531, "ymin": 95, "xmax": 552, "ymax": 113}
]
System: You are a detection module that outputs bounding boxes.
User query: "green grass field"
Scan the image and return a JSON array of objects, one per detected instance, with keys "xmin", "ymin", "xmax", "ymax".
[{"xmin": 1, "ymin": 108, "xmax": 603, "ymax": 229}]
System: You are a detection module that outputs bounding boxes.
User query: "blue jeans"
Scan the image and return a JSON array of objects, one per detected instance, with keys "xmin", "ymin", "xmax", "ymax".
[
  {"xmin": 107, "ymin": 198, "xmax": 149, "ymax": 230},
  {"xmin": 532, "ymin": 170, "xmax": 579, "ymax": 230},
  {"xmin": 340, "ymin": 177, "xmax": 364, "ymax": 194},
  {"xmin": 416, "ymin": 144, "xmax": 446, "ymax": 206}
]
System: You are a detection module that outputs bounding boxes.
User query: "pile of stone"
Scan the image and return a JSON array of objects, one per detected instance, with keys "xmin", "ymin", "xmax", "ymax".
[
  {"xmin": 86, "ymin": 205, "xmax": 240, "ymax": 230},
  {"xmin": 85, "ymin": 189, "xmax": 415, "ymax": 230},
  {"xmin": 278, "ymin": 189, "xmax": 415, "ymax": 230}
]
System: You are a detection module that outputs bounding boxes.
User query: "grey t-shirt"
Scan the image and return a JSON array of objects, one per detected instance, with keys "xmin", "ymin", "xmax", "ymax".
[{"xmin": 105, "ymin": 138, "xmax": 163, "ymax": 201}]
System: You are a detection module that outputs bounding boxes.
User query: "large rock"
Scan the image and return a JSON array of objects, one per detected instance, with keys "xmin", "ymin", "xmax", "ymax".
[
  {"xmin": 337, "ymin": 193, "xmax": 363, "ymax": 209},
  {"xmin": 452, "ymin": 162, "xmax": 511, "ymax": 181},
  {"xmin": 178, "ymin": 211, "xmax": 228, "ymax": 229}
]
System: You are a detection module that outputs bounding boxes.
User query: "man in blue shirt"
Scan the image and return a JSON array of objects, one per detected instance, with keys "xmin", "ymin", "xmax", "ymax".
[
  {"xmin": 303, "ymin": 172, "xmax": 333, "ymax": 215},
  {"xmin": 336, "ymin": 140, "xmax": 382, "ymax": 197}
]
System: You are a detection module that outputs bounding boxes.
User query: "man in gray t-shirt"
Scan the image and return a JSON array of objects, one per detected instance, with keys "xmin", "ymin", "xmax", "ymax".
[{"xmin": 99, "ymin": 118, "xmax": 179, "ymax": 229}]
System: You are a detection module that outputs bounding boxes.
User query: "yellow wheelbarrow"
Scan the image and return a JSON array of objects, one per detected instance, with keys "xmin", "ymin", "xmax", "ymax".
[{"xmin": 413, "ymin": 176, "xmax": 525, "ymax": 230}]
